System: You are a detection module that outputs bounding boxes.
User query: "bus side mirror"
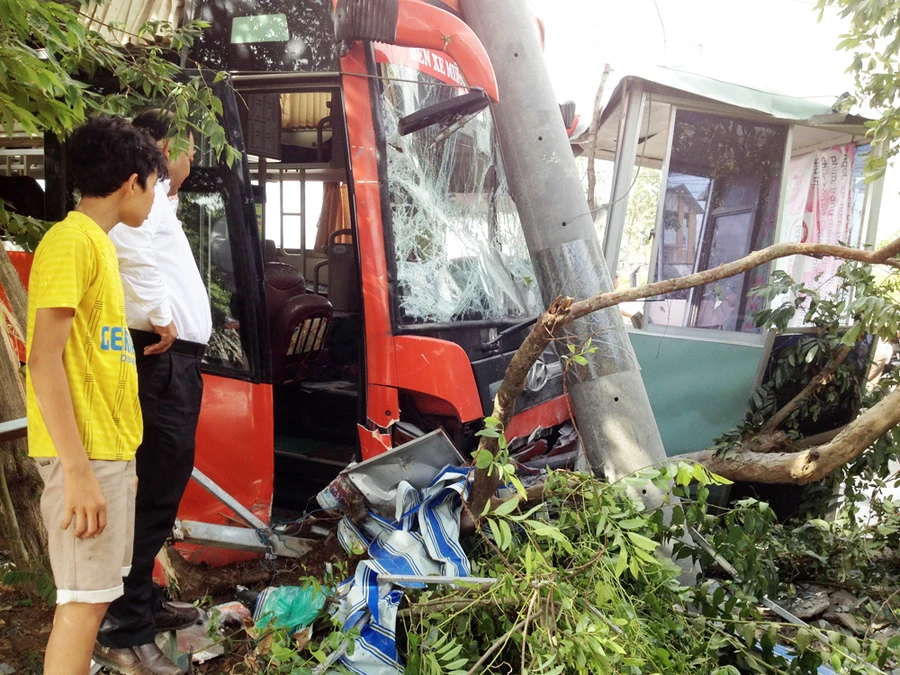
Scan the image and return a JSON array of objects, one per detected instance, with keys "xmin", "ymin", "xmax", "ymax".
[{"xmin": 398, "ymin": 90, "xmax": 490, "ymax": 136}]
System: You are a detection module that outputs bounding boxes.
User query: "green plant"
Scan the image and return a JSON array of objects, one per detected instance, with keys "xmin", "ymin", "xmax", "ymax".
[
  {"xmin": 0, "ymin": 0, "xmax": 239, "ymax": 250},
  {"xmin": 2, "ymin": 567, "xmax": 56, "ymax": 605}
]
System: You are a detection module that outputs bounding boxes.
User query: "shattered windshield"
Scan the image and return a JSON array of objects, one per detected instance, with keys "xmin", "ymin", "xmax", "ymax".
[{"xmin": 377, "ymin": 52, "xmax": 542, "ymax": 324}]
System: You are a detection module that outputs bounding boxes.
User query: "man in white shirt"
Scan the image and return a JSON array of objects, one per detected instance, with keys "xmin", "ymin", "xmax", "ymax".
[{"xmin": 94, "ymin": 110, "xmax": 212, "ymax": 675}]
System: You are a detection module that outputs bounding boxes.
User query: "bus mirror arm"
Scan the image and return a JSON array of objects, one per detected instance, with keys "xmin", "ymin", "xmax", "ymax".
[
  {"xmin": 481, "ymin": 316, "xmax": 539, "ymax": 351},
  {"xmin": 398, "ymin": 90, "xmax": 490, "ymax": 136}
]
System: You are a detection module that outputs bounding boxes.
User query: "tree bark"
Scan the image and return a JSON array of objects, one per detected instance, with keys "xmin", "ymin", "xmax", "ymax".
[
  {"xmin": 0, "ymin": 254, "xmax": 47, "ymax": 571},
  {"xmin": 0, "ymin": 247, "xmax": 27, "ymax": 329}
]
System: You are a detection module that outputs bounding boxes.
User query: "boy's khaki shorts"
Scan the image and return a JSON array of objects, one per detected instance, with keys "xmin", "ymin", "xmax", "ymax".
[{"xmin": 34, "ymin": 457, "xmax": 137, "ymax": 605}]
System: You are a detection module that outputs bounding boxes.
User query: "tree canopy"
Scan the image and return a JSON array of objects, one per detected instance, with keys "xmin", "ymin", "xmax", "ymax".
[
  {"xmin": 820, "ymin": 0, "xmax": 900, "ymax": 179},
  {"xmin": 0, "ymin": 0, "xmax": 236, "ymax": 245}
]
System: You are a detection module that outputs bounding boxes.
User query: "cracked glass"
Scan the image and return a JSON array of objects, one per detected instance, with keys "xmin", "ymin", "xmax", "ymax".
[{"xmin": 378, "ymin": 54, "xmax": 542, "ymax": 325}]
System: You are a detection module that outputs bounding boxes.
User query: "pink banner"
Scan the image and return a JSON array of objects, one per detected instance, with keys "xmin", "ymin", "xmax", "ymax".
[{"xmin": 788, "ymin": 144, "xmax": 855, "ymax": 294}]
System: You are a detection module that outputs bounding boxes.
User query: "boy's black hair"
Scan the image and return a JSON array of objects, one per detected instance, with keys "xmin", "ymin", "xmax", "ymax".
[
  {"xmin": 67, "ymin": 116, "xmax": 167, "ymax": 198},
  {"xmin": 132, "ymin": 109, "xmax": 176, "ymax": 142}
]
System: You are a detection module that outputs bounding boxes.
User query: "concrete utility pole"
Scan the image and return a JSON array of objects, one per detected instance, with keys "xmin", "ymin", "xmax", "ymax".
[{"xmin": 458, "ymin": 0, "xmax": 668, "ymax": 500}]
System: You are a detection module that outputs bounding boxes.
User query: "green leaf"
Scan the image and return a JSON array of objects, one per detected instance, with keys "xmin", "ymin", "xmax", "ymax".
[
  {"xmin": 487, "ymin": 518, "xmax": 505, "ymax": 550},
  {"xmin": 614, "ymin": 551, "xmax": 628, "ymax": 577},
  {"xmin": 794, "ymin": 627, "xmax": 814, "ymax": 652},
  {"xmin": 484, "ymin": 416, "xmax": 503, "ymax": 428},
  {"xmin": 492, "ymin": 496, "xmax": 521, "ymax": 517},
  {"xmin": 473, "ymin": 448, "xmax": 494, "ymax": 470},
  {"xmin": 626, "ymin": 532, "xmax": 658, "ymax": 551},
  {"xmin": 498, "ymin": 519, "xmax": 513, "ymax": 551},
  {"xmin": 524, "ymin": 520, "xmax": 573, "ymax": 553},
  {"xmin": 840, "ymin": 323, "xmax": 862, "ymax": 346},
  {"xmin": 616, "ymin": 517, "xmax": 647, "ymax": 530},
  {"xmin": 508, "ymin": 473, "xmax": 528, "ymax": 500}
]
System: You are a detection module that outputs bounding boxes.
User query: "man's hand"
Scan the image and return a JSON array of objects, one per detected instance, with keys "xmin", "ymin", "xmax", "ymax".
[
  {"xmin": 145, "ymin": 320, "xmax": 178, "ymax": 355},
  {"xmin": 61, "ymin": 464, "xmax": 107, "ymax": 538}
]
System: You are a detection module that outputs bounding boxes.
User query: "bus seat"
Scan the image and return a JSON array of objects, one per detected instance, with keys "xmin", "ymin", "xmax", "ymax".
[
  {"xmin": 265, "ymin": 261, "xmax": 332, "ymax": 382},
  {"xmin": 313, "ymin": 228, "xmax": 359, "ymax": 313},
  {"xmin": 265, "ymin": 261, "xmax": 306, "ymax": 316},
  {"xmin": 264, "ymin": 239, "xmax": 279, "ymax": 264},
  {"xmin": 271, "ymin": 293, "xmax": 333, "ymax": 383}
]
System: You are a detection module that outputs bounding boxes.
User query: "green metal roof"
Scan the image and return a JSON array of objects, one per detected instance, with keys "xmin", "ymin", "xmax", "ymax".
[{"xmin": 635, "ymin": 66, "xmax": 836, "ymax": 120}]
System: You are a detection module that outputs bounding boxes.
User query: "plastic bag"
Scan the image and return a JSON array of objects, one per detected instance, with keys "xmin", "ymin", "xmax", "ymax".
[{"xmin": 252, "ymin": 585, "xmax": 326, "ymax": 635}]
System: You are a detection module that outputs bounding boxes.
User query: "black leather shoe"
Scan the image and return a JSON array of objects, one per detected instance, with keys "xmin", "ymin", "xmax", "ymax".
[
  {"xmin": 154, "ymin": 600, "xmax": 200, "ymax": 632},
  {"xmin": 93, "ymin": 641, "xmax": 185, "ymax": 675}
]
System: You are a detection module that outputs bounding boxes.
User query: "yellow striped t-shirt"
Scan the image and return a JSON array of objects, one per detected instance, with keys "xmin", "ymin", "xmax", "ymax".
[{"xmin": 26, "ymin": 211, "xmax": 142, "ymax": 461}]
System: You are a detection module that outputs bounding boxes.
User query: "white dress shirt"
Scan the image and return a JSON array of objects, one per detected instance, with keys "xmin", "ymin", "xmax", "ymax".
[{"xmin": 110, "ymin": 179, "xmax": 213, "ymax": 345}]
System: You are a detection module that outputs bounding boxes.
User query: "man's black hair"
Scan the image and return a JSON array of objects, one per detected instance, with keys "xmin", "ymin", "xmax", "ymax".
[
  {"xmin": 67, "ymin": 116, "xmax": 167, "ymax": 198},
  {"xmin": 132, "ymin": 109, "xmax": 176, "ymax": 142}
]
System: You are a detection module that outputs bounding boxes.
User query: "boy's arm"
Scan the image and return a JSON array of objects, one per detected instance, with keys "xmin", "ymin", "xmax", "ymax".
[{"xmin": 28, "ymin": 307, "xmax": 107, "ymax": 539}]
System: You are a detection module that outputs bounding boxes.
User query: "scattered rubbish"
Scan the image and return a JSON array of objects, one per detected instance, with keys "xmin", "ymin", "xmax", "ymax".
[
  {"xmin": 213, "ymin": 600, "xmax": 252, "ymax": 628},
  {"xmin": 235, "ymin": 584, "xmax": 261, "ymax": 609},
  {"xmin": 151, "ymin": 604, "xmax": 233, "ymax": 666},
  {"xmin": 155, "ymin": 629, "xmax": 192, "ymax": 671},
  {"xmin": 252, "ymin": 584, "xmax": 326, "ymax": 635},
  {"xmin": 0, "ymin": 663, "xmax": 16, "ymax": 675},
  {"xmin": 316, "ymin": 471, "xmax": 366, "ymax": 515},
  {"xmin": 329, "ymin": 465, "xmax": 472, "ymax": 674},
  {"xmin": 317, "ymin": 429, "xmax": 464, "ymax": 516}
]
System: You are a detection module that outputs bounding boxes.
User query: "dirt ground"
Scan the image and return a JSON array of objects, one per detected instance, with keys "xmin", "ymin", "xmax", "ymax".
[
  {"xmin": 0, "ymin": 580, "xmax": 54, "ymax": 674},
  {"xmin": 0, "ymin": 532, "xmax": 352, "ymax": 674}
]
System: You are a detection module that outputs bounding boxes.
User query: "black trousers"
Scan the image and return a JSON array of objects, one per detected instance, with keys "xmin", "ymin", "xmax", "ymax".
[{"xmin": 97, "ymin": 338, "xmax": 203, "ymax": 648}]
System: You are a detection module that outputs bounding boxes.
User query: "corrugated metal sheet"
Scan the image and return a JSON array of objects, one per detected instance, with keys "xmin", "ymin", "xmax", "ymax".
[{"xmin": 80, "ymin": 0, "xmax": 184, "ymax": 46}]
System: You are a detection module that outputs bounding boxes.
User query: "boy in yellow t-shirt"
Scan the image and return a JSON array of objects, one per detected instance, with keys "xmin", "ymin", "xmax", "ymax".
[{"xmin": 26, "ymin": 115, "xmax": 165, "ymax": 675}]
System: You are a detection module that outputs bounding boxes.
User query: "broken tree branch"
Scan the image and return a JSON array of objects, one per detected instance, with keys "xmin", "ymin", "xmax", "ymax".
[
  {"xmin": 569, "ymin": 237, "xmax": 900, "ymax": 321},
  {"xmin": 681, "ymin": 386, "xmax": 900, "ymax": 483},
  {"xmin": 792, "ymin": 426, "xmax": 846, "ymax": 449},
  {"xmin": 465, "ymin": 612, "xmax": 531, "ymax": 675},
  {"xmin": 467, "ymin": 297, "xmax": 572, "ymax": 517},
  {"xmin": 761, "ymin": 344, "xmax": 854, "ymax": 434},
  {"xmin": 467, "ymin": 234, "xmax": 900, "ymax": 498}
]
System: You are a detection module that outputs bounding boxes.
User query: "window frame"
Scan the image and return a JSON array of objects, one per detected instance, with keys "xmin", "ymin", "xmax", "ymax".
[{"xmin": 637, "ymin": 104, "xmax": 791, "ymax": 344}]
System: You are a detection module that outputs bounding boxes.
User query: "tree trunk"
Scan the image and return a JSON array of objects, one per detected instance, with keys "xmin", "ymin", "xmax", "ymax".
[
  {"xmin": 0, "ymin": 250, "xmax": 47, "ymax": 571},
  {"xmin": 0, "ymin": 247, "xmax": 27, "ymax": 328}
]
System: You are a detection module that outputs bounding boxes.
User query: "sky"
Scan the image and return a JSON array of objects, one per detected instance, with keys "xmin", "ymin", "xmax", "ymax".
[
  {"xmin": 530, "ymin": 0, "xmax": 855, "ymax": 112},
  {"xmin": 527, "ymin": 0, "xmax": 900, "ymax": 240}
]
